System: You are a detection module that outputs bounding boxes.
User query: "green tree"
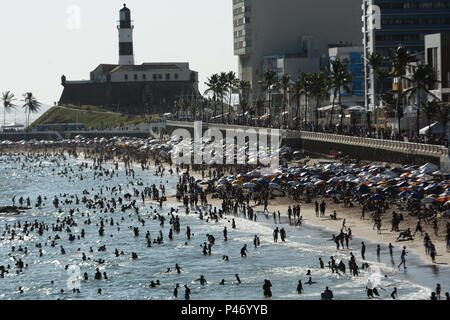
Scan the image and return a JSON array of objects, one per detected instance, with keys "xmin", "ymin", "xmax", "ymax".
[
  {"xmin": 277, "ymin": 73, "xmax": 291, "ymax": 127},
  {"xmin": 22, "ymin": 92, "xmax": 41, "ymax": 128},
  {"xmin": 237, "ymin": 79, "xmax": 251, "ymax": 123},
  {"xmin": 2, "ymin": 91, "xmax": 16, "ymax": 126},
  {"xmin": 226, "ymin": 71, "xmax": 239, "ymax": 115},
  {"xmin": 204, "ymin": 74, "xmax": 220, "ymax": 117},
  {"xmin": 301, "ymin": 73, "xmax": 313, "ymax": 126},
  {"xmin": 218, "ymin": 72, "xmax": 229, "ymax": 122},
  {"xmin": 392, "ymin": 45, "xmax": 417, "ymax": 132},
  {"xmin": 309, "ymin": 72, "xmax": 330, "ymax": 130},
  {"xmin": 263, "ymin": 69, "xmax": 277, "ymax": 125},
  {"xmin": 433, "ymin": 102, "xmax": 450, "ymax": 137},
  {"xmin": 329, "ymin": 59, "xmax": 353, "ymax": 129},
  {"xmin": 292, "ymin": 76, "xmax": 304, "ymax": 125},
  {"xmin": 403, "ymin": 63, "xmax": 439, "ymax": 134},
  {"xmin": 373, "ymin": 67, "xmax": 391, "ymax": 132}
]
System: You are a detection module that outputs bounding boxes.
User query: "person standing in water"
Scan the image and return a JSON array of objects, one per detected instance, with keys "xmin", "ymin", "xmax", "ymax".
[
  {"xmin": 240, "ymin": 244, "xmax": 248, "ymax": 257},
  {"xmin": 361, "ymin": 242, "xmax": 366, "ymax": 260},
  {"xmin": 398, "ymin": 246, "xmax": 407, "ymax": 270},
  {"xmin": 296, "ymin": 280, "xmax": 304, "ymax": 294}
]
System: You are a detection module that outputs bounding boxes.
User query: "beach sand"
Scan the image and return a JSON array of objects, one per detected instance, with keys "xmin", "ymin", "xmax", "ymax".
[{"xmin": 161, "ymin": 163, "xmax": 450, "ymax": 267}]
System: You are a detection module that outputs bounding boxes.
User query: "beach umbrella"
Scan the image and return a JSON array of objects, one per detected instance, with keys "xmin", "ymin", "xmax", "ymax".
[
  {"xmin": 407, "ymin": 192, "xmax": 421, "ymax": 199},
  {"xmin": 356, "ymin": 184, "xmax": 370, "ymax": 192},
  {"xmin": 422, "ymin": 197, "xmax": 437, "ymax": 203},
  {"xmin": 326, "ymin": 177, "xmax": 340, "ymax": 184},
  {"xmin": 326, "ymin": 189, "xmax": 340, "ymax": 195},
  {"xmin": 314, "ymin": 180, "xmax": 326, "ymax": 186},
  {"xmin": 371, "ymin": 194, "xmax": 385, "ymax": 200},
  {"xmin": 269, "ymin": 183, "xmax": 281, "ymax": 190},
  {"xmin": 271, "ymin": 177, "xmax": 282, "ymax": 184},
  {"xmin": 398, "ymin": 190, "xmax": 411, "ymax": 198},
  {"xmin": 419, "ymin": 163, "xmax": 438, "ymax": 174},
  {"xmin": 396, "ymin": 182, "xmax": 410, "ymax": 188},
  {"xmin": 287, "ymin": 181, "xmax": 300, "ymax": 187},
  {"xmin": 243, "ymin": 182, "xmax": 256, "ymax": 189}
]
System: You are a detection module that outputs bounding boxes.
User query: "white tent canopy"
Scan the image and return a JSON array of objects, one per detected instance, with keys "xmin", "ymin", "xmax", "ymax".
[{"xmin": 419, "ymin": 122, "xmax": 445, "ymax": 135}]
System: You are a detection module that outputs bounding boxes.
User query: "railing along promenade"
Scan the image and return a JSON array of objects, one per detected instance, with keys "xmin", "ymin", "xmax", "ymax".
[{"xmin": 166, "ymin": 120, "xmax": 449, "ymax": 159}]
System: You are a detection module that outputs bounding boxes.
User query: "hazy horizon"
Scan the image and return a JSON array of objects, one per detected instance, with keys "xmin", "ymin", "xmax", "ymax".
[{"xmin": 0, "ymin": 0, "xmax": 237, "ymax": 105}]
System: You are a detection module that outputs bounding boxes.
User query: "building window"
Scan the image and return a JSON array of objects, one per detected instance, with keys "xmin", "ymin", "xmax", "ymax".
[
  {"xmin": 142, "ymin": 74, "xmax": 146, "ymax": 80},
  {"xmin": 153, "ymin": 74, "xmax": 157, "ymax": 81},
  {"xmin": 124, "ymin": 74, "xmax": 128, "ymax": 81},
  {"xmin": 158, "ymin": 74, "xmax": 162, "ymax": 79},
  {"xmin": 134, "ymin": 74, "xmax": 138, "ymax": 81},
  {"xmin": 174, "ymin": 73, "xmax": 179, "ymax": 80},
  {"xmin": 166, "ymin": 73, "xmax": 171, "ymax": 80}
]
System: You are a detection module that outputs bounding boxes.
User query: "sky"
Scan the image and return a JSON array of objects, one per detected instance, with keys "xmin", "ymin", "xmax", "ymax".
[{"xmin": 0, "ymin": 0, "xmax": 237, "ymax": 106}]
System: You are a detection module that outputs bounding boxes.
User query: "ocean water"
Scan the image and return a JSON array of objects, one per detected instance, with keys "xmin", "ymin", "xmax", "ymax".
[{"xmin": 0, "ymin": 154, "xmax": 448, "ymax": 300}]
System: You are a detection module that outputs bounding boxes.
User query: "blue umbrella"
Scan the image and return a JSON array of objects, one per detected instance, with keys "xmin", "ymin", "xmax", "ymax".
[
  {"xmin": 356, "ymin": 185, "xmax": 370, "ymax": 192},
  {"xmin": 407, "ymin": 192, "xmax": 421, "ymax": 199},
  {"xmin": 326, "ymin": 189, "xmax": 340, "ymax": 195},
  {"xmin": 372, "ymin": 194, "xmax": 385, "ymax": 200}
]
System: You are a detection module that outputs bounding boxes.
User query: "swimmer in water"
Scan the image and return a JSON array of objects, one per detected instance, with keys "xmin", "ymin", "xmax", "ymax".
[{"xmin": 196, "ymin": 275, "xmax": 208, "ymax": 285}]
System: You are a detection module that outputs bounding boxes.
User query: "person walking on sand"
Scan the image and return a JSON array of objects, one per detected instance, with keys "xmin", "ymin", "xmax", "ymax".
[
  {"xmin": 398, "ymin": 246, "xmax": 407, "ymax": 270},
  {"xmin": 320, "ymin": 200, "xmax": 326, "ymax": 217},
  {"xmin": 315, "ymin": 201, "xmax": 319, "ymax": 217}
]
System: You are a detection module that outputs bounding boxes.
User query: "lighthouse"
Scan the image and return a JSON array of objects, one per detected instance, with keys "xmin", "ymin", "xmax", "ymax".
[{"xmin": 118, "ymin": 4, "xmax": 135, "ymax": 65}]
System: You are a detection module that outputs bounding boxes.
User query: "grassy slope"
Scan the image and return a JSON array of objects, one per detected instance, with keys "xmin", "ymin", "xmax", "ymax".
[{"xmin": 30, "ymin": 105, "xmax": 161, "ymax": 129}]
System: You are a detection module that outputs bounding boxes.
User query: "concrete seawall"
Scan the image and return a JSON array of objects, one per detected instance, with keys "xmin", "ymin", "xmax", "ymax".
[{"xmin": 166, "ymin": 121, "xmax": 450, "ymax": 169}]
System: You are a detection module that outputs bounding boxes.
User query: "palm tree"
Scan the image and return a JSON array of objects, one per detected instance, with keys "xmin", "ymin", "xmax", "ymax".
[
  {"xmin": 263, "ymin": 69, "xmax": 277, "ymax": 125},
  {"xmin": 253, "ymin": 97, "xmax": 265, "ymax": 125},
  {"xmin": 2, "ymin": 91, "xmax": 16, "ymax": 126},
  {"xmin": 309, "ymin": 72, "xmax": 330, "ymax": 130},
  {"xmin": 329, "ymin": 59, "xmax": 353, "ymax": 129},
  {"xmin": 373, "ymin": 67, "xmax": 391, "ymax": 133},
  {"xmin": 277, "ymin": 73, "xmax": 291, "ymax": 127},
  {"xmin": 403, "ymin": 63, "xmax": 439, "ymax": 135},
  {"xmin": 392, "ymin": 45, "xmax": 417, "ymax": 132},
  {"xmin": 433, "ymin": 102, "xmax": 450, "ymax": 138},
  {"xmin": 366, "ymin": 51, "xmax": 384, "ymax": 109},
  {"xmin": 218, "ymin": 72, "xmax": 229, "ymax": 122},
  {"xmin": 226, "ymin": 71, "xmax": 239, "ymax": 113},
  {"xmin": 204, "ymin": 74, "xmax": 220, "ymax": 117},
  {"xmin": 237, "ymin": 79, "xmax": 251, "ymax": 123},
  {"xmin": 423, "ymin": 100, "xmax": 439, "ymax": 136},
  {"xmin": 300, "ymin": 72, "xmax": 313, "ymax": 126},
  {"xmin": 22, "ymin": 92, "xmax": 41, "ymax": 128},
  {"xmin": 292, "ymin": 77, "xmax": 304, "ymax": 126}
]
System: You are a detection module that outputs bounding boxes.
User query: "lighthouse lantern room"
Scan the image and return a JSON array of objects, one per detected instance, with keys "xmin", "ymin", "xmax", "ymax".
[{"xmin": 118, "ymin": 4, "xmax": 135, "ymax": 65}]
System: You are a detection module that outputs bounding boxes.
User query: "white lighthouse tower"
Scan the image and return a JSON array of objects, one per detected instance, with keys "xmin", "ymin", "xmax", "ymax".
[{"xmin": 118, "ymin": 4, "xmax": 135, "ymax": 65}]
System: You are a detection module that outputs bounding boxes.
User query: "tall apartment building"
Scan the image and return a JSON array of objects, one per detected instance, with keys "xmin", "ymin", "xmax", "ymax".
[
  {"xmin": 426, "ymin": 33, "xmax": 450, "ymax": 102},
  {"xmin": 363, "ymin": 0, "xmax": 450, "ymax": 109},
  {"xmin": 232, "ymin": 0, "xmax": 363, "ymax": 100}
]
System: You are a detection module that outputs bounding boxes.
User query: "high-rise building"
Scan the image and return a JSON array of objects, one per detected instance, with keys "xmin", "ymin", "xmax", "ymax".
[
  {"xmin": 232, "ymin": 0, "xmax": 363, "ymax": 100},
  {"xmin": 363, "ymin": 0, "xmax": 450, "ymax": 109},
  {"xmin": 426, "ymin": 33, "xmax": 450, "ymax": 102}
]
